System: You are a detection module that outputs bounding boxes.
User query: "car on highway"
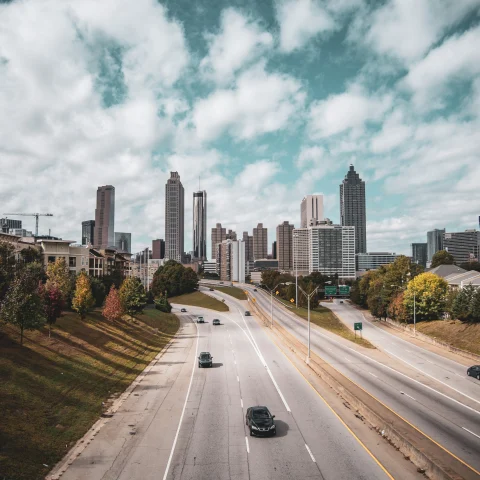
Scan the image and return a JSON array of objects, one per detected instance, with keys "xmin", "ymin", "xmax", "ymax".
[
  {"xmin": 219, "ymin": 281, "xmax": 224, "ymax": 284},
  {"xmin": 197, "ymin": 316, "xmax": 205, "ymax": 323},
  {"xmin": 213, "ymin": 319, "xmax": 220, "ymax": 325},
  {"xmin": 467, "ymin": 365, "xmax": 480, "ymax": 379},
  {"xmin": 339, "ymin": 300, "xmax": 343, "ymax": 303},
  {"xmin": 209, "ymin": 288, "xmax": 214, "ymax": 291},
  {"xmin": 198, "ymin": 352, "xmax": 213, "ymax": 368},
  {"xmin": 253, "ymin": 288, "xmax": 257, "ymax": 291},
  {"xmin": 244, "ymin": 311, "xmax": 251, "ymax": 316},
  {"xmin": 245, "ymin": 406, "xmax": 276, "ymax": 436},
  {"xmin": 181, "ymin": 308, "xmax": 187, "ymax": 312}
]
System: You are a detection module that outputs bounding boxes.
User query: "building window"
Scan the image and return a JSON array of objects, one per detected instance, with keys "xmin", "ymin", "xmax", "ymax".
[
  {"xmin": 69, "ymin": 257, "xmax": 76, "ymax": 267},
  {"xmin": 48, "ymin": 256, "xmax": 56, "ymax": 263}
]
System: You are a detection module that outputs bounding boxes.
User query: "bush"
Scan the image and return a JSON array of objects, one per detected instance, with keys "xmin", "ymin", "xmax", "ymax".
[{"xmin": 154, "ymin": 296, "xmax": 172, "ymax": 313}]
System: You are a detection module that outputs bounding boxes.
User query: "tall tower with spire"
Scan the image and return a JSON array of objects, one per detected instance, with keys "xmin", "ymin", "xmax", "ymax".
[{"xmin": 340, "ymin": 165, "xmax": 366, "ymax": 254}]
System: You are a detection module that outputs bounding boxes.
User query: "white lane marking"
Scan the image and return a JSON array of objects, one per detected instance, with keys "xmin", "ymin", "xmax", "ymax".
[
  {"xmin": 234, "ymin": 360, "xmax": 236, "ymax": 365},
  {"xmin": 162, "ymin": 320, "xmax": 199, "ymax": 480},
  {"xmin": 237, "ymin": 376, "xmax": 240, "ymax": 382},
  {"xmin": 348, "ymin": 347, "xmax": 480, "ymax": 416},
  {"xmin": 305, "ymin": 444, "xmax": 316, "ymax": 462},
  {"xmin": 241, "ymin": 399, "xmax": 243, "ymax": 408},
  {"xmin": 463, "ymin": 427, "xmax": 480, "ymax": 440},
  {"xmin": 230, "ymin": 308, "xmax": 292, "ymax": 413},
  {"xmin": 401, "ymin": 392, "xmax": 416, "ymax": 401},
  {"xmin": 344, "ymin": 357, "xmax": 352, "ymax": 363},
  {"xmin": 385, "ymin": 349, "xmax": 480, "ymax": 408},
  {"xmin": 369, "ymin": 372, "xmax": 378, "ymax": 378},
  {"xmin": 245, "ymin": 436, "xmax": 250, "ymax": 454}
]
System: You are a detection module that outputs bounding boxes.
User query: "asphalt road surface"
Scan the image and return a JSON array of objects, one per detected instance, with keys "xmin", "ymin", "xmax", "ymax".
[{"xmin": 242, "ymin": 285, "xmax": 480, "ymax": 474}]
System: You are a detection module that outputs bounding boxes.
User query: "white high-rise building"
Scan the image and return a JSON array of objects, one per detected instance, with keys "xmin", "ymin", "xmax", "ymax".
[
  {"xmin": 216, "ymin": 239, "xmax": 245, "ymax": 283},
  {"xmin": 301, "ymin": 195, "xmax": 324, "ymax": 228},
  {"xmin": 293, "ymin": 228, "xmax": 309, "ymax": 274}
]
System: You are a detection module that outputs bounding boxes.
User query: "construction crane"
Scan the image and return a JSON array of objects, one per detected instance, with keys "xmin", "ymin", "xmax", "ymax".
[{"xmin": 3, "ymin": 213, "xmax": 54, "ymax": 237}]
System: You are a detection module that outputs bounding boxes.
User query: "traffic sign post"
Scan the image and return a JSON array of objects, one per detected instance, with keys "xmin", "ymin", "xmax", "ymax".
[
  {"xmin": 339, "ymin": 285, "xmax": 350, "ymax": 295},
  {"xmin": 354, "ymin": 322, "xmax": 362, "ymax": 339},
  {"xmin": 325, "ymin": 285, "xmax": 337, "ymax": 296}
]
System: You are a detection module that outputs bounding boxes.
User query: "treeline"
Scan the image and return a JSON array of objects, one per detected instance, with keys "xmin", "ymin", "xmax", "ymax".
[
  {"xmin": 350, "ymin": 255, "xmax": 480, "ymax": 323},
  {"xmin": 0, "ymin": 241, "xmax": 148, "ymax": 344}
]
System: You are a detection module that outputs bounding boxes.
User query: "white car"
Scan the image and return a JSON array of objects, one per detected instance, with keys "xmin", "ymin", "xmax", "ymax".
[{"xmin": 197, "ymin": 316, "xmax": 205, "ymax": 323}]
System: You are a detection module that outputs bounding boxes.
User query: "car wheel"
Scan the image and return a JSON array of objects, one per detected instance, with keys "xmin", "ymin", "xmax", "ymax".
[
  {"xmin": 477, "ymin": 374, "xmax": 480, "ymax": 380},
  {"xmin": 272, "ymin": 429, "xmax": 276, "ymax": 436},
  {"xmin": 249, "ymin": 428, "xmax": 253, "ymax": 436},
  {"xmin": 467, "ymin": 371, "xmax": 471, "ymax": 376}
]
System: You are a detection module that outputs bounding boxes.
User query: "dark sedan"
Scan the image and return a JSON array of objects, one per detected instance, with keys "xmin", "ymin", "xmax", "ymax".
[
  {"xmin": 213, "ymin": 319, "xmax": 220, "ymax": 325},
  {"xmin": 245, "ymin": 406, "xmax": 276, "ymax": 436},
  {"xmin": 198, "ymin": 352, "xmax": 213, "ymax": 368},
  {"xmin": 181, "ymin": 308, "xmax": 187, "ymax": 312},
  {"xmin": 467, "ymin": 365, "xmax": 480, "ymax": 380}
]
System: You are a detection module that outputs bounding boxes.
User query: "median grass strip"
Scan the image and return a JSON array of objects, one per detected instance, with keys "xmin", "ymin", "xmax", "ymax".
[
  {"xmin": 212, "ymin": 286, "xmax": 247, "ymax": 300},
  {"xmin": 0, "ymin": 309, "xmax": 179, "ymax": 480},
  {"xmin": 277, "ymin": 298, "xmax": 374, "ymax": 349},
  {"xmin": 170, "ymin": 291, "xmax": 229, "ymax": 311}
]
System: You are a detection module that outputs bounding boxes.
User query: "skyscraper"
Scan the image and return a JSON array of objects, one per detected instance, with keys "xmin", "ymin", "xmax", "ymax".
[
  {"xmin": 165, "ymin": 172, "xmax": 184, "ymax": 262},
  {"xmin": 301, "ymin": 195, "xmax": 324, "ymax": 227},
  {"xmin": 277, "ymin": 221, "xmax": 294, "ymax": 270},
  {"xmin": 411, "ymin": 243, "xmax": 427, "ymax": 267},
  {"xmin": 152, "ymin": 239, "xmax": 165, "ymax": 259},
  {"xmin": 427, "ymin": 228, "xmax": 445, "ymax": 262},
  {"xmin": 94, "ymin": 185, "xmax": 115, "ymax": 248},
  {"xmin": 444, "ymin": 230, "xmax": 480, "ymax": 265},
  {"xmin": 193, "ymin": 190, "xmax": 207, "ymax": 260},
  {"xmin": 115, "ymin": 232, "xmax": 132, "ymax": 253},
  {"xmin": 253, "ymin": 223, "xmax": 268, "ymax": 260},
  {"xmin": 211, "ymin": 223, "xmax": 226, "ymax": 259},
  {"xmin": 242, "ymin": 231, "xmax": 254, "ymax": 262},
  {"xmin": 340, "ymin": 165, "xmax": 366, "ymax": 254},
  {"xmin": 226, "ymin": 229, "xmax": 237, "ymax": 240},
  {"xmin": 216, "ymin": 239, "xmax": 245, "ymax": 283},
  {"xmin": 272, "ymin": 241, "xmax": 277, "ymax": 260},
  {"xmin": 81, "ymin": 220, "xmax": 95, "ymax": 245}
]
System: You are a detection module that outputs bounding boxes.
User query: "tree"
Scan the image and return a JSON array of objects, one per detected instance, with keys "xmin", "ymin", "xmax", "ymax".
[
  {"xmin": 387, "ymin": 292, "xmax": 408, "ymax": 323},
  {"xmin": 39, "ymin": 284, "xmax": 64, "ymax": 337},
  {"xmin": 46, "ymin": 258, "xmax": 71, "ymax": 304},
  {"xmin": 431, "ymin": 250, "xmax": 455, "ymax": 268},
  {"xmin": 452, "ymin": 285, "xmax": 476, "ymax": 321},
  {"xmin": 102, "ymin": 286, "xmax": 124, "ymax": 322},
  {"xmin": 154, "ymin": 295, "xmax": 172, "ymax": 313},
  {"xmin": 0, "ymin": 241, "xmax": 16, "ymax": 301},
  {"xmin": 459, "ymin": 261, "xmax": 480, "ymax": 272},
  {"xmin": 90, "ymin": 276, "xmax": 106, "ymax": 307},
  {"xmin": 403, "ymin": 273, "xmax": 449, "ymax": 321},
  {"xmin": 72, "ymin": 272, "xmax": 95, "ymax": 319},
  {"xmin": 19, "ymin": 246, "xmax": 42, "ymax": 265},
  {"xmin": 0, "ymin": 267, "xmax": 46, "ymax": 345},
  {"xmin": 469, "ymin": 288, "xmax": 480, "ymax": 322},
  {"xmin": 151, "ymin": 260, "xmax": 198, "ymax": 298},
  {"xmin": 119, "ymin": 277, "xmax": 147, "ymax": 315},
  {"xmin": 101, "ymin": 267, "xmax": 124, "ymax": 292}
]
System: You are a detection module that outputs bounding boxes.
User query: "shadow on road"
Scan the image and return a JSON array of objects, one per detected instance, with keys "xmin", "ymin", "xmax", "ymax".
[
  {"xmin": 210, "ymin": 362, "xmax": 224, "ymax": 368},
  {"xmin": 274, "ymin": 419, "xmax": 289, "ymax": 437}
]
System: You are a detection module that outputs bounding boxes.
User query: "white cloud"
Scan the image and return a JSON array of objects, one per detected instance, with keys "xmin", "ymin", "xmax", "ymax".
[
  {"xmin": 276, "ymin": 0, "xmax": 336, "ymax": 53},
  {"xmin": 200, "ymin": 8, "xmax": 273, "ymax": 85},
  {"xmin": 370, "ymin": 110, "xmax": 413, "ymax": 153},
  {"xmin": 192, "ymin": 61, "xmax": 306, "ymax": 142},
  {"xmin": 296, "ymin": 146, "xmax": 325, "ymax": 168},
  {"xmin": 235, "ymin": 160, "xmax": 281, "ymax": 192},
  {"xmin": 363, "ymin": 0, "xmax": 480, "ymax": 62},
  {"xmin": 403, "ymin": 26, "xmax": 480, "ymax": 109},
  {"xmin": 308, "ymin": 86, "xmax": 392, "ymax": 138}
]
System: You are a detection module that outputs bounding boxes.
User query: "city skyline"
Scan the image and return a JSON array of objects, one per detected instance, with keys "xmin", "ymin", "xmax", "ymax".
[{"xmin": 1, "ymin": 0, "xmax": 479, "ymax": 256}]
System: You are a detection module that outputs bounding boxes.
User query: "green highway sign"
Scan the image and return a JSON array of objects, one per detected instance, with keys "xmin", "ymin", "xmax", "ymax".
[
  {"xmin": 325, "ymin": 286, "xmax": 337, "ymax": 295},
  {"xmin": 354, "ymin": 322, "xmax": 362, "ymax": 331},
  {"xmin": 339, "ymin": 285, "xmax": 350, "ymax": 295}
]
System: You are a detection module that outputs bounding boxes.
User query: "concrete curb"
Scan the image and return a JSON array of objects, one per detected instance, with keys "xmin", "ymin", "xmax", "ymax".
[
  {"xmin": 46, "ymin": 323, "xmax": 179, "ymax": 480},
  {"xmin": 247, "ymin": 294, "xmax": 478, "ymax": 480}
]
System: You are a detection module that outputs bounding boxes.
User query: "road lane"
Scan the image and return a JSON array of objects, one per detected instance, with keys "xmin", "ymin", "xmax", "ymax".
[
  {"xmin": 243, "ymin": 285, "xmax": 480, "ymax": 472},
  {"xmin": 167, "ymin": 301, "xmax": 392, "ymax": 480}
]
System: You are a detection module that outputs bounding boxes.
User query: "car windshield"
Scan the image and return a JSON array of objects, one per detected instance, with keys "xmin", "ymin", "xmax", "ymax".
[
  {"xmin": 200, "ymin": 354, "xmax": 210, "ymax": 360},
  {"xmin": 252, "ymin": 408, "xmax": 270, "ymax": 419}
]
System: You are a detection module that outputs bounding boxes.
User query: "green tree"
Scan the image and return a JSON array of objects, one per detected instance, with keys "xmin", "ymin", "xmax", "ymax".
[
  {"xmin": 0, "ymin": 240, "xmax": 16, "ymax": 301},
  {"xmin": 19, "ymin": 246, "xmax": 42, "ymax": 265},
  {"xmin": 90, "ymin": 276, "xmax": 106, "ymax": 307},
  {"xmin": 444, "ymin": 288, "xmax": 458, "ymax": 319},
  {"xmin": 469, "ymin": 288, "xmax": 480, "ymax": 322},
  {"xmin": 154, "ymin": 295, "xmax": 172, "ymax": 313},
  {"xmin": 46, "ymin": 258, "xmax": 71, "ymax": 303},
  {"xmin": 102, "ymin": 286, "xmax": 124, "ymax": 322},
  {"xmin": 452, "ymin": 285, "xmax": 476, "ymax": 321},
  {"xmin": 72, "ymin": 272, "xmax": 95, "ymax": 319},
  {"xmin": 119, "ymin": 277, "xmax": 147, "ymax": 315},
  {"xmin": 431, "ymin": 250, "xmax": 455, "ymax": 268},
  {"xmin": 403, "ymin": 273, "xmax": 449, "ymax": 321},
  {"xmin": 0, "ymin": 266, "xmax": 46, "ymax": 345},
  {"xmin": 459, "ymin": 261, "xmax": 480, "ymax": 272},
  {"xmin": 101, "ymin": 267, "xmax": 124, "ymax": 292},
  {"xmin": 151, "ymin": 260, "xmax": 198, "ymax": 298}
]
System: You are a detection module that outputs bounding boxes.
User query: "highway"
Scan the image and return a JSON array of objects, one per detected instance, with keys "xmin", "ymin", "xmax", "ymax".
[{"xmin": 241, "ymin": 284, "xmax": 480, "ymax": 474}]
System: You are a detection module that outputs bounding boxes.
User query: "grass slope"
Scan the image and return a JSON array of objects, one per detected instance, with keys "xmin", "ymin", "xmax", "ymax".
[
  {"xmin": 416, "ymin": 319, "xmax": 480, "ymax": 356},
  {"xmin": 212, "ymin": 286, "xmax": 247, "ymax": 300},
  {"xmin": 0, "ymin": 309, "xmax": 179, "ymax": 480},
  {"xmin": 170, "ymin": 291, "xmax": 229, "ymax": 311},
  {"xmin": 277, "ymin": 299, "xmax": 374, "ymax": 349}
]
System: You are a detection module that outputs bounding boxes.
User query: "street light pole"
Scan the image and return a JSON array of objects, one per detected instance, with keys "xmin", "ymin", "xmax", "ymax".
[
  {"xmin": 298, "ymin": 286, "xmax": 319, "ymax": 363},
  {"xmin": 266, "ymin": 282, "xmax": 292, "ymax": 328},
  {"xmin": 413, "ymin": 285, "xmax": 416, "ymax": 337},
  {"xmin": 293, "ymin": 233, "xmax": 298, "ymax": 308}
]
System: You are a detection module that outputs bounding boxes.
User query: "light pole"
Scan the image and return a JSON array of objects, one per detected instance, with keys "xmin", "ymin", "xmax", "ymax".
[
  {"xmin": 293, "ymin": 233, "xmax": 298, "ymax": 308},
  {"xmin": 266, "ymin": 282, "xmax": 292, "ymax": 327},
  {"xmin": 406, "ymin": 273, "xmax": 416, "ymax": 336},
  {"xmin": 298, "ymin": 285, "xmax": 320, "ymax": 363}
]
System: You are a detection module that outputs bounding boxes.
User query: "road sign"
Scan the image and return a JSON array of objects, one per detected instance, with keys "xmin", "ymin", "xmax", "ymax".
[
  {"xmin": 290, "ymin": 298, "xmax": 294, "ymax": 303},
  {"xmin": 354, "ymin": 322, "xmax": 362, "ymax": 331},
  {"xmin": 325, "ymin": 286, "xmax": 337, "ymax": 295},
  {"xmin": 339, "ymin": 285, "xmax": 350, "ymax": 295},
  {"xmin": 276, "ymin": 291, "xmax": 279, "ymax": 295}
]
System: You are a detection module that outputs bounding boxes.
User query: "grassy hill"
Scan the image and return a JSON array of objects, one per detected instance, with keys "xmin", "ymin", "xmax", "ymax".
[
  {"xmin": 0, "ymin": 308, "xmax": 179, "ymax": 480},
  {"xmin": 170, "ymin": 291, "xmax": 229, "ymax": 311}
]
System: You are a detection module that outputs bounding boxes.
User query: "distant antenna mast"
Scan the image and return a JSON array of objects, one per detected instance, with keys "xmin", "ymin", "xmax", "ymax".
[{"xmin": 199, "ymin": 175, "xmax": 201, "ymax": 190}]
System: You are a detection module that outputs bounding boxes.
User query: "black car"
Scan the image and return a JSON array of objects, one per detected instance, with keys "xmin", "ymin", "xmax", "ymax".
[
  {"xmin": 467, "ymin": 365, "xmax": 480, "ymax": 380},
  {"xmin": 253, "ymin": 288, "xmax": 257, "ymax": 292},
  {"xmin": 198, "ymin": 352, "xmax": 213, "ymax": 368},
  {"xmin": 246, "ymin": 406, "xmax": 276, "ymax": 436},
  {"xmin": 209, "ymin": 288, "xmax": 214, "ymax": 291},
  {"xmin": 213, "ymin": 319, "xmax": 220, "ymax": 325},
  {"xmin": 244, "ymin": 311, "xmax": 251, "ymax": 316},
  {"xmin": 181, "ymin": 308, "xmax": 187, "ymax": 312}
]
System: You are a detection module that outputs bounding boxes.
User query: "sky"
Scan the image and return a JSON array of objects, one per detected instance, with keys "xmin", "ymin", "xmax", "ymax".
[{"xmin": 1, "ymin": 0, "xmax": 480, "ymax": 256}]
